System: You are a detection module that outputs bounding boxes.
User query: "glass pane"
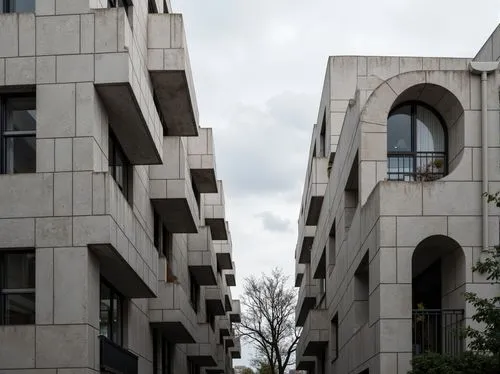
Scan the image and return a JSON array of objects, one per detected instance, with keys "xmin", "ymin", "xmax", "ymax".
[
  {"xmin": 4, "ymin": 293, "xmax": 35, "ymax": 324},
  {"xmin": 5, "ymin": 252, "xmax": 35, "ymax": 289},
  {"xmin": 100, "ymin": 282, "xmax": 111, "ymax": 338},
  {"xmin": 388, "ymin": 156, "xmax": 414, "ymax": 181},
  {"xmin": 6, "ymin": 96, "xmax": 36, "ymax": 131},
  {"xmin": 111, "ymin": 296, "xmax": 122, "ymax": 344},
  {"xmin": 6, "ymin": 136, "xmax": 36, "ymax": 173},
  {"xmin": 11, "ymin": 0, "xmax": 36, "ymax": 12},
  {"xmin": 416, "ymin": 106, "xmax": 445, "ymax": 152},
  {"xmin": 387, "ymin": 105, "xmax": 412, "ymax": 152}
]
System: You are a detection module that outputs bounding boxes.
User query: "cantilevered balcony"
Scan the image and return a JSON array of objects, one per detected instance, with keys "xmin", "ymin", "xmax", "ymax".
[
  {"xmin": 296, "ymin": 332, "xmax": 316, "ymax": 372},
  {"xmin": 302, "ymin": 309, "xmax": 329, "ymax": 356},
  {"xmin": 217, "ymin": 315, "xmax": 232, "ymax": 341},
  {"xmin": 297, "ymin": 225, "xmax": 316, "ymax": 264},
  {"xmin": 213, "ymin": 228, "xmax": 233, "ymax": 271},
  {"xmin": 229, "ymin": 299, "xmax": 241, "ymax": 323},
  {"xmin": 94, "ymin": 8, "xmax": 162, "ymax": 164},
  {"xmin": 230, "ymin": 337, "xmax": 241, "ymax": 359},
  {"xmin": 296, "ymin": 268, "xmax": 320, "ymax": 327},
  {"xmin": 150, "ymin": 137, "xmax": 200, "ymax": 233},
  {"xmin": 187, "ymin": 226, "xmax": 217, "ymax": 285},
  {"xmin": 224, "ymin": 335, "xmax": 235, "ymax": 351},
  {"xmin": 205, "ymin": 283, "xmax": 225, "ymax": 316},
  {"xmin": 202, "ymin": 180, "xmax": 228, "ymax": 240},
  {"xmin": 186, "ymin": 323, "xmax": 218, "ymax": 367},
  {"xmin": 148, "ymin": 281, "xmax": 197, "ymax": 343},
  {"xmin": 295, "ymin": 263, "xmax": 305, "ymax": 287},
  {"xmin": 224, "ymin": 284, "xmax": 233, "ymax": 312},
  {"xmin": 311, "ymin": 246, "xmax": 326, "ymax": 280},
  {"xmin": 205, "ymin": 345, "xmax": 225, "ymax": 374},
  {"xmin": 303, "ymin": 157, "xmax": 329, "ymax": 225},
  {"xmin": 148, "ymin": 13, "xmax": 199, "ymax": 136},
  {"xmin": 187, "ymin": 127, "xmax": 218, "ymax": 193},
  {"xmin": 99, "ymin": 336, "xmax": 138, "ymax": 374},
  {"xmin": 224, "ymin": 264, "xmax": 236, "ymax": 287}
]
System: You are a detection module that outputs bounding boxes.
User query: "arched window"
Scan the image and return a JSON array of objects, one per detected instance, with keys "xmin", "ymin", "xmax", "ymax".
[{"xmin": 387, "ymin": 103, "xmax": 447, "ymax": 181}]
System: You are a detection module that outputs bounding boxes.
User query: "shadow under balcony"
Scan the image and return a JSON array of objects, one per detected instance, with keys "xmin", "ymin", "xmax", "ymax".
[{"xmin": 99, "ymin": 336, "xmax": 138, "ymax": 374}]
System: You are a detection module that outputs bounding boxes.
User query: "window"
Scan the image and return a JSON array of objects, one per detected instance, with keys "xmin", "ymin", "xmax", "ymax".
[
  {"xmin": 154, "ymin": 211, "xmax": 161, "ymax": 251},
  {"xmin": 163, "ymin": 226, "xmax": 174, "ymax": 282},
  {"xmin": 99, "ymin": 279, "xmax": 124, "ymax": 345},
  {"xmin": 207, "ymin": 310, "xmax": 215, "ymax": 331},
  {"xmin": 191, "ymin": 180, "xmax": 201, "ymax": 214},
  {"xmin": 387, "ymin": 103, "xmax": 446, "ymax": 181},
  {"xmin": 0, "ymin": 251, "xmax": 35, "ymax": 325},
  {"xmin": 189, "ymin": 273, "xmax": 200, "ymax": 313},
  {"xmin": 328, "ymin": 220, "xmax": 336, "ymax": 272},
  {"xmin": 109, "ymin": 130, "xmax": 132, "ymax": 204},
  {"xmin": 319, "ymin": 111, "xmax": 326, "ymax": 157},
  {"xmin": 188, "ymin": 360, "xmax": 200, "ymax": 374},
  {"xmin": 331, "ymin": 314, "xmax": 339, "ymax": 362},
  {"xmin": 0, "ymin": 95, "xmax": 36, "ymax": 174},
  {"xmin": 148, "ymin": 0, "xmax": 157, "ymax": 13},
  {"xmin": 0, "ymin": 0, "xmax": 35, "ymax": 13}
]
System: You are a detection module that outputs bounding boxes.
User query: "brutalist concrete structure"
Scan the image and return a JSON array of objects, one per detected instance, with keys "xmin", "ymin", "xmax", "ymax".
[
  {"xmin": 294, "ymin": 25, "xmax": 500, "ymax": 374},
  {"xmin": 0, "ymin": 1, "xmax": 240, "ymax": 373}
]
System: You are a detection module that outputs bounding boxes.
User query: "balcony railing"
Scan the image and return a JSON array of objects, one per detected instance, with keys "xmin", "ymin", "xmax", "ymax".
[
  {"xmin": 388, "ymin": 152, "xmax": 447, "ymax": 181},
  {"xmin": 99, "ymin": 335, "xmax": 138, "ymax": 374},
  {"xmin": 412, "ymin": 309, "xmax": 464, "ymax": 357}
]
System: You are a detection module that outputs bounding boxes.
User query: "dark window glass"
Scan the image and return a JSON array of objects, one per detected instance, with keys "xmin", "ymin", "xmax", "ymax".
[
  {"xmin": 1, "ymin": 95, "xmax": 36, "ymax": 174},
  {"xmin": 189, "ymin": 274, "xmax": 199, "ymax": 313},
  {"xmin": 0, "ymin": 251, "xmax": 36, "ymax": 325},
  {"xmin": 99, "ymin": 279, "xmax": 124, "ymax": 346},
  {"xmin": 387, "ymin": 105, "xmax": 412, "ymax": 152},
  {"xmin": 331, "ymin": 314, "xmax": 339, "ymax": 362},
  {"xmin": 108, "ymin": 130, "xmax": 132, "ymax": 203},
  {"xmin": 154, "ymin": 211, "xmax": 161, "ymax": 251},
  {"xmin": 1, "ymin": 0, "xmax": 35, "ymax": 13}
]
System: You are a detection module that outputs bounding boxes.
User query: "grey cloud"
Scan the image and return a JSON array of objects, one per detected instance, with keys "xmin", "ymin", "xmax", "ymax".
[{"xmin": 256, "ymin": 211, "xmax": 292, "ymax": 232}]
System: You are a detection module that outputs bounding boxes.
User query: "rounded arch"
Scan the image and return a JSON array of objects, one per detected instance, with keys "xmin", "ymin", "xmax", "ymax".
[{"xmin": 360, "ymin": 70, "xmax": 466, "ymax": 177}]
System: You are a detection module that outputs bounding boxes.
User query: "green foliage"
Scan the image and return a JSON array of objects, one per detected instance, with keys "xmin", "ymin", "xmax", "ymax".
[
  {"xmin": 409, "ymin": 352, "xmax": 499, "ymax": 374},
  {"xmin": 241, "ymin": 368, "xmax": 255, "ymax": 374}
]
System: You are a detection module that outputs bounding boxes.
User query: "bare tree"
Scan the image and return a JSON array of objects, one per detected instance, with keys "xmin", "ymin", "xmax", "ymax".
[{"xmin": 236, "ymin": 268, "xmax": 299, "ymax": 374}]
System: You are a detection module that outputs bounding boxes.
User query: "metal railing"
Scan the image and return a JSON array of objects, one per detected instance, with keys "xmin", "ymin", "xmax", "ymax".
[
  {"xmin": 99, "ymin": 335, "xmax": 138, "ymax": 374},
  {"xmin": 388, "ymin": 152, "xmax": 447, "ymax": 181},
  {"xmin": 412, "ymin": 309, "xmax": 464, "ymax": 357}
]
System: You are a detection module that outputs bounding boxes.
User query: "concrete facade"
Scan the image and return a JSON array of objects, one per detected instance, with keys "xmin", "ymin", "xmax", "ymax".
[
  {"xmin": 294, "ymin": 25, "xmax": 500, "ymax": 374},
  {"xmin": 0, "ymin": 1, "xmax": 240, "ymax": 374}
]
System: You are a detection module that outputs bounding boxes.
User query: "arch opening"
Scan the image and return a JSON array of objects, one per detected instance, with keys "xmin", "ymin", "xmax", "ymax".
[{"xmin": 411, "ymin": 235, "xmax": 466, "ymax": 356}]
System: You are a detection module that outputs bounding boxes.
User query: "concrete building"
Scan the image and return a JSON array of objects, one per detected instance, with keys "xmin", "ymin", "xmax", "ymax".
[
  {"xmin": 294, "ymin": 25, "xmax": 500, "ymax": 374},
  {"xmin": 0, "ymin": 1, "xmax": 240, "ymax": 374}
]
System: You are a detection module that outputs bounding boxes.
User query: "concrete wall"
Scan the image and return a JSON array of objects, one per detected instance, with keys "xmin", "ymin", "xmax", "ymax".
[
  {"xmin": 296, "ymin": 27, "xmax": 500, "ymax": 374},
  {"xmin": 0, "ymin": 1, "xmax": 237, "ymax": 373}
]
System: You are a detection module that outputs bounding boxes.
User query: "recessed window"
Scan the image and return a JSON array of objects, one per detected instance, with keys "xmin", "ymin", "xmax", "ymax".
[
  {"xmin": 387, "ymin": 103, "xmax": 446, "ymax": 181},
  {"xmin": 189, "ymin": 273, "xmax": 200, "ymax": 313},
  {"xmin": 0, "ymin": 0, "xmax": 35, "ymax": 13},
  {"xmin": 0, "ymin": 251, "xmax": 35, "ymax": 325},
  {"xmin": 0, "ymin": 95, "xmax": 36, "ymax": 174},
  {"xmin": 99, "ymin": 279, "xmax": 124, "ymax": 346},
  {"xmin": 331, "ymin": 314, "xmax": 339, "ymax": 362},
  {"xmin": 109, "ymin": 130, "xmax": 133, "ymax": 204}
]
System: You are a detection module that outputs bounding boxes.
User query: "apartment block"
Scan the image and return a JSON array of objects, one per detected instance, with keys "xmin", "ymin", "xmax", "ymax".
[
  {"xmin": 0, "ymin": 1, "xmax": 240, "ymax": 373},
  {"xmin": 294, "ymin": 25, "xmax": 500, "ymax": 374}
]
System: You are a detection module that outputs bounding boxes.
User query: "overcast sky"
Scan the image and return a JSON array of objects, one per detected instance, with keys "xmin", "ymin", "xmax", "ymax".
[{"xmin": 171, "ymin": 0, "xmax": 499, "ymax": 367}]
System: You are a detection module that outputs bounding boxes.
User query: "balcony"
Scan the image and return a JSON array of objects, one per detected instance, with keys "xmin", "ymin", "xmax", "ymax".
[
  {"xmin": 187, "ymin": 226, "xmax": 217, "ymax": 285},
  {"xmin": 224, "ymin": 265, "xmax": 236, "ymax": 287},
  {"xmin": 297, "ymin": 225, "xmax": 316, "ymax": 264},
  {"xmin": 205, "ymin": 345, "xmax": 226, "ymax": 374},
  {"xmin": 311, "ymin": 247, "xmax": 326, "ymax": 280},
  {"xmin": 217, "ymin": 315, "xmax": 232, "ymax": 340},
  {"xmin": 99, "ymin": 336, "xmax": 138, "ymax": 374},
  {"xmin": 205, "ymin": 284, "xmax": 225, "ymax": 316},
  {"xmin": 202, "ymin": 180, "xmax": 228, "ymax": 240},
  {"xmin": 148, "ymin": 281, "xmax": 197, "ymax": 343},
  {"xmin": 295, "ymin": 263, "xmax": 305, "ymax": 287},
  {"xmin": 303, "ymin": 157, "xmax": 328, "ymax": 225},
  {"xmin": 186, "ymin": 323, "xmax": 218, "ymax": 367},
  {"xmin": 147, "ymin": 13, "xmax": 199, "ymax": 136},
  {"xmin": 94, "ymin": 8, "xmax": 162, "ymax": 164},
  {"xmin": 230, "ymin": 337, "xmax": 241, "ymax": 359},
  {"xmin": 187, "ymin": 127, "xmax": 218, "ymax": 193},
  {"xmin": 224, "ymin": 335, "xmax": 235, "ymax": 351},
  {"xmin": 229, "ymin": 299, "xmax": 241, "ymax": 323},
  {"xmin": 388, "ymin": 152, "xmax": 447, "ymax": 182},
  {"xmin": 213, "ymin": 228, "xmax": 233, "ymax": 271},
  {"xmin": 296, "ymin": 269, "xmax": 320, "ymax": 326},
  {"xmin": 296, "ymin": 334, "xmax": 316, "ymax": 373},
  {"xmin": 150, "ymin": 137, "xmax": 200, "ymax": 233},
  {"xmin": 412, "ymin": 309, "xmax": 464, "ymax": 357},
  {"xmin": 224, "ymin": 284, "xmax": 233, "ymax": 312},
  {"xmin": 302, "ymin": 309, "xmax": 328, "ymax": 356}
]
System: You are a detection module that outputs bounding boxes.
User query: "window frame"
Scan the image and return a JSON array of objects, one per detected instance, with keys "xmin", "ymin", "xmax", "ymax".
[
  {"xmin": 0, "ymin": 93, "xmax": 37, "ymax": 174},
  {"xmin": 99, "ymin": 278, "xmax": 124, "ymax": 346},
  {"xmin": 108, "ymin": 130, "xmax": 133, "ymax": 204},
  {"xmin": 387, "ymin": 101, "xmax": 448, "ymax": 181},
  {"xmin": 0, "ymin": 250, "xmax": 36, "ymax": 325}
]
